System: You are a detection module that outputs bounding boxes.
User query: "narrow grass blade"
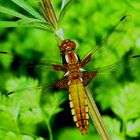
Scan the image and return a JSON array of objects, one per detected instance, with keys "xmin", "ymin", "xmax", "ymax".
[
  {"xmin": 58, "ymin": 0, "xmax": 72, "ymax": 25},
  {"xmin": 11, "ymin": 0, "xmax": 43, "ymax": 20},
  {"xmin": 0, "ymin": 21, "xmax": 19, "ymax": 27},
  {"xmin": 43, "ymin": 0, "xmax": 58, "ymax": 27},
  {"xmin": 39, "ymin": 0, "xmax": 58, "ymax": 30},
  {"xmin": 85, "ymin": 87, "xmax": 110, "ymax": 140},
  {"xmin": 0, "ymin": 20, "xmax": 38, "ymax": 28},
  {"xmin": 39, "ymin": 0, "xmax": 65, "ymax": 41},
  {"xmin": 39, "ymin": 2, "xmax": 54, "ymax": 30},
  {"xmin": 0, "ymin": 5, "xmax": 28, "ymax": 19},
  {"xmin": 20, "ymin": 19, "xmax": 52, "ymax": 31},
  {"xmin": 0, "ymin": 19, "xmax": 50, "ymax": 31}
]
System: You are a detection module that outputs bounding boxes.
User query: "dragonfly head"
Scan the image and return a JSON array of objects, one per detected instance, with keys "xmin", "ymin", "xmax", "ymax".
[{"xmin": 60, "ymin": 39, "xmax": 76, "ymax": 55}]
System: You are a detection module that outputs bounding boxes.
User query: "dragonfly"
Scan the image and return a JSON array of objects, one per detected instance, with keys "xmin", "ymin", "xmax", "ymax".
[
  {"xmin": 0, "ymin": 0, "xmax": 140, "ymax": 139},
  {"xmin": 37, "ymin": 0, "xmax": 140, "ymax": 136}
]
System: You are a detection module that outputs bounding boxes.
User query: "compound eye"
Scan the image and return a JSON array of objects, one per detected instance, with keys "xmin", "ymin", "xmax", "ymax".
[
  {"xmin": 60, "ymin": 43, "xmax": 67, "ymax": 54},
  {"xmin": 60, "ymin": 40, "xmax": 76, "ymax": 54}
]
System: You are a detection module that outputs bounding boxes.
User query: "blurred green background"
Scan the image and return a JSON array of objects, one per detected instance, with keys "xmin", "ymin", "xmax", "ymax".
[{"xmin": 0, "ymin": 0, "xmax": 140, "ymax": 140}]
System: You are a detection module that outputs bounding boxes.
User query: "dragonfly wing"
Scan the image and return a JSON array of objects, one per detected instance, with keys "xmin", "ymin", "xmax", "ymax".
[
  {"xmin": 53, "ymin": 78, "xmax": 69, "ymax": 89},
  {"xmin": 81, "ymin": 15, "xmax": 130, "ymax": 61},
  {"xmin": 5, "ymin": 76, "xmax": 67, "ymax": 96},
  {"xmin": 0, "ymin": 51, "xmax": 62, "ymax": 70},
  {"xmin": 82, "ymin": 71, "xmax": 98, "ymax": 86},
  {"xmin": 80, "ymin": 54, "xmax": 92, "ymax": 67},
  {"xmin": 88, "ymin": 55, "xmax": 140, "ymax": 77}
]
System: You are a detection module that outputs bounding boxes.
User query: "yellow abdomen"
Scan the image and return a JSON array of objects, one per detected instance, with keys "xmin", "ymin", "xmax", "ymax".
[{"xmin": 68, "ymin": 79, "xmax": 89, "ymax": 135}]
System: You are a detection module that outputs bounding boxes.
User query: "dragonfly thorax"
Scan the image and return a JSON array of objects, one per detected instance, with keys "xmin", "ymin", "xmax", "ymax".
[
  {"xmin": 60, "ymin": 39, "xmax": 76, "ymax": 55},
  {"xmin": 65, "ymin": 51, "xmax": 79, "ymax": 64}
]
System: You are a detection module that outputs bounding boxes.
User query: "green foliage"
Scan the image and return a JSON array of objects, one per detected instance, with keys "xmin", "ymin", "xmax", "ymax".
[
  {"xmin": 0, "ymin": 0, "xmax": 140, "ymax": 140},
  {"xmin": 126, "ymin": 119, "xmax": 140, "ymax": 137},
  {"xmin": 102, "ymin": 83, "xmax": 140, "ymax": 140},
  {"xmin": 103, "ymin": 117, "xmax": 123, "ymax": 140},
  {"xmin": 111, "ymin": 83, "xmax": 140, "ymax": 122},
  {"xmin": 0, "ymin": 77, "xmax": 42, "ymax": 138},
  {"xmin": 0, "ymin": 76, "xmax": 65, "ymax": 140},
  {"xmin": 57, "ymin": 127, "xmax": 100, "ymax": 140}
]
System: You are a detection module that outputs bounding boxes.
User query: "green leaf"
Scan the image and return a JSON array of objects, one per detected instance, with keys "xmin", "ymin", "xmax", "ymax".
[
  {"xmin": 21, "ymin": 135, "xmax": 34, "ymax": 140},
  {"xmin": 0, "ymin": 21, "xmax": 20, "ymax": 27},
  {"xmin": 103, "ymin": 116, "xmax": 125, "ymax": 140},
  {"xmin": 0, "ymin": 19, "xmax": 51, "ymax": 31},
  {"xmin": 17, "ymin": 18, "xmax": 51, "ymax": 31},
  {"xmin": 11, "ymin": 0, "xmax": 43, "ymax": 20},
  {"xmin": 5, "ymin": 77, "xmax": 41, "ymax": 108},
  {"xmin": 0, "ymin": 5, "xmax": 29, "ymax": 19},
  {"xmin": 40, "ymin": 91, "xmax": 66, "ymax": 122},
  {"xmin": 0, "ymin": 110, "xmax": 18, "ymax": 133},
  {"xmin": 0, "ymin": 131, "xmax": 40, "ymax": 140},
  {"xmin": 0, "ymin": 20, "xmax": 39, "ymax": 28},
  {"xmin": 0, "ymin": 131, "xmax": 18, "ymax": 140},
  {"xmin": 58, "ymin": 0, "xmax": 72, "ymax": 26},
  {"xmin": 111, "ymin": 82, "xmax": 140, "ymax": 121},
  {"xmin": 18, "ymin": 108, "xmax": 43, "ymax": 135},
  {"xmin": 126, "ymin": 119, "xmax": 140, "ymax": 137},
  {"xmin": 58, "ymin": 127, "xmax": 100, "ymax": 140},
  {"xmin": 36, "ymin": 137, "xmax": 45, "ymax": 140}
]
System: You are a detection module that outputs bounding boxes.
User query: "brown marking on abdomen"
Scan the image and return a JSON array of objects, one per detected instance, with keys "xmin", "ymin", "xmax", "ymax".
[{"xmin": 68, "ymin": 79, "xmax": 89, "ymax": 135}]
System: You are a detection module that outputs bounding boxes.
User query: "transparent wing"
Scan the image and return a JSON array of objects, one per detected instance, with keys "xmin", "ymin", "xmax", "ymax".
[
  {"xmin": 5, "ymin": 78, "xmax": 60, "ymax": 95},
  {"xmin": 81, "ymin": 15, "xmax": 130, "ymax": 61},
  {"xmin": 89, "ymin": 54, "xmax": 140, "ymax": 78},
  {"xmin": 0, "ymin": 51, "xmax": 62, "ymax": 69},
  {"xmin": 1, "ymin": 76, "xmax": 66, "ymax": 140}
]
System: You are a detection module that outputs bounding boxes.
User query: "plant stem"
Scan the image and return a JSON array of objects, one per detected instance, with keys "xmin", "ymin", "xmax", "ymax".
[
  {"xmin": 46, "ymin": 119, "xmax": 53, "ymax": 140},
  {"xmin": 85, "ymin": 87, "xmax": 111, "ymax": 140},
  {"xmin": 41, "ymin": 108, "xmax": 53, "ymax": 140},
  {"xmin": 122, "ymin": 119, "xmax": 127, "ymax": 140}
]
